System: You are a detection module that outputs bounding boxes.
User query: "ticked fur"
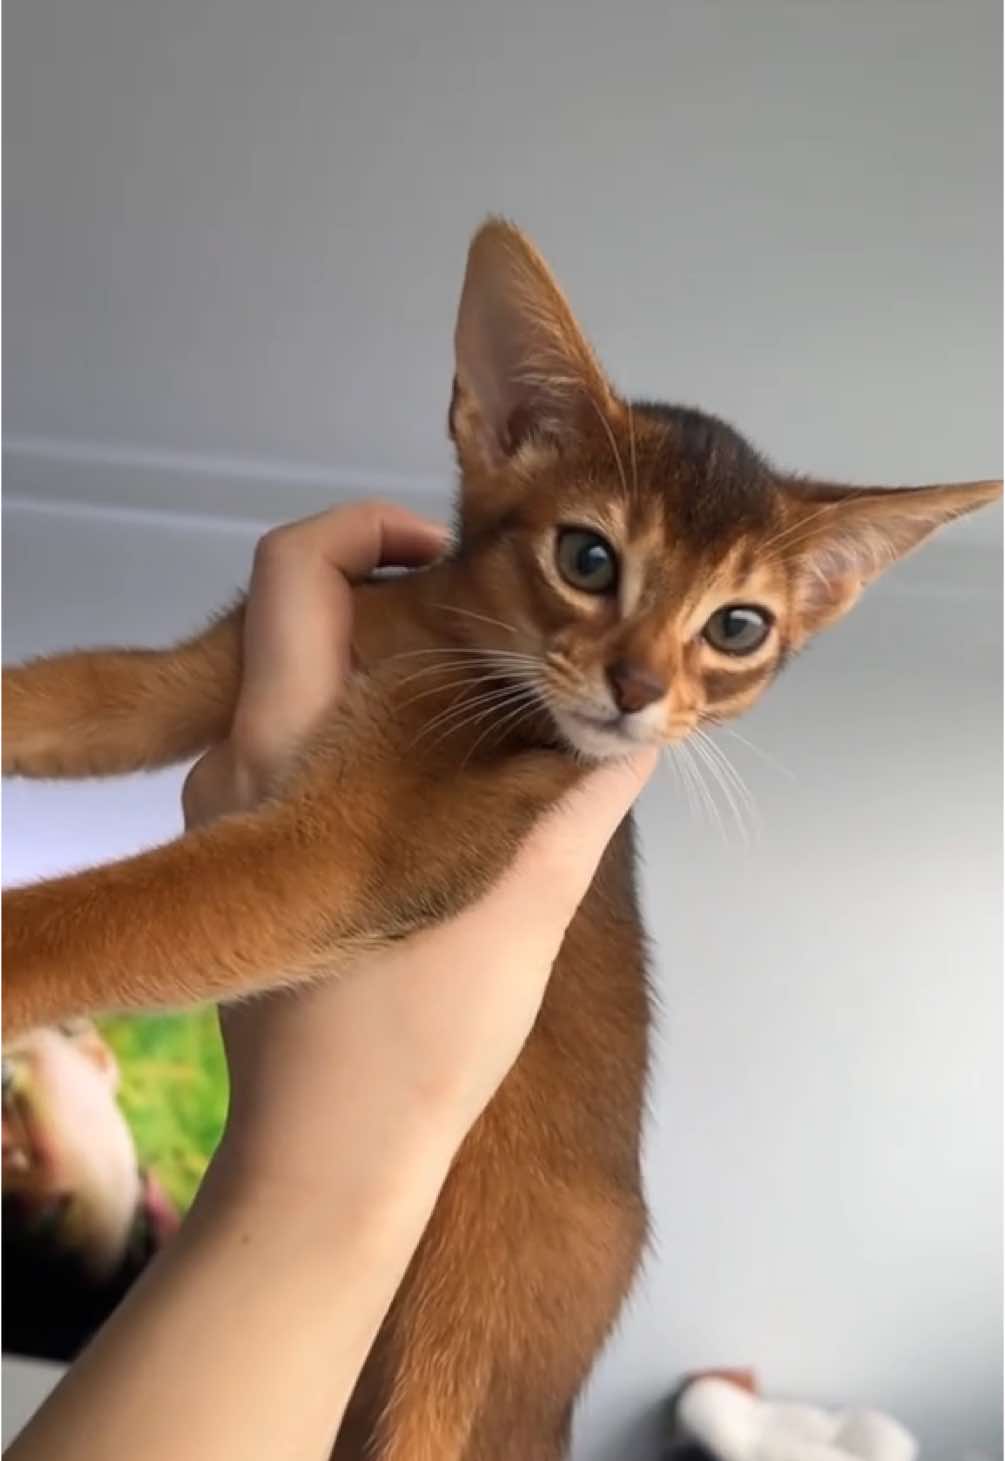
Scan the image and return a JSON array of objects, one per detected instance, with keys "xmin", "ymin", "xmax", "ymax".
[{"xmin": 2, "ymin": 219, "xmax": 999, "ymax": 1459}]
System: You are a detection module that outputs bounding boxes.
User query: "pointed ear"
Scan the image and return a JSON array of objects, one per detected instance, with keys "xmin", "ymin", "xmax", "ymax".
[
  {"xmin": 449, "ymin": 218, "xmax": 618, "ymax": 473},
  {"xmin": 782, "ymin": 478, "xmax": 1002, "ymax": 642}
]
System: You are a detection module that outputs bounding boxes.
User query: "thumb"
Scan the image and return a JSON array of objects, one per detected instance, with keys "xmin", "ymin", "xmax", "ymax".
[{"xmin": 503, "ymin": 748, "xmax": 658, "ymax": 911}]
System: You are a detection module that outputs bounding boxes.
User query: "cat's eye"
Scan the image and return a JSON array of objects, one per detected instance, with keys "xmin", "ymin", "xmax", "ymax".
[
  {"xmin": 555, "ymin": 529, "xmax": 618, "ymax": 595},
  {"xmin": 702, "ymin": 604, "xmax": 773, "ymax": 656}
]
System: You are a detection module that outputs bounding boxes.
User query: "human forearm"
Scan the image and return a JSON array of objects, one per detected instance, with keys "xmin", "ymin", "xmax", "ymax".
[{"xmin": 7, "ymin": 1128, "xmax": 456, "ymax": 1461}]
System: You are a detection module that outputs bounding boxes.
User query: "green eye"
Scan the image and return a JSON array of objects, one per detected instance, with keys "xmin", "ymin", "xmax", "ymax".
[
  {"xmin": 556, "ymin": 529, "xmax": 618, "ymax": 595},
  {"xmin": 703, "ymin": 604, "xmax": 772, "ymax": 655}
]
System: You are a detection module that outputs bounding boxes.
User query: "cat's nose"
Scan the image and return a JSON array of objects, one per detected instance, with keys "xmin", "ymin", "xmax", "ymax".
[{"xmin": 606, "ymin": 659, "xmax": 667, "ymax": 715}]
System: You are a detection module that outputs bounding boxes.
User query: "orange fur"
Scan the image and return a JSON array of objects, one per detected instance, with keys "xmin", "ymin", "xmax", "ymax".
[
  {"xmin": 3, "ymin": 219, "xmax": 999, "ymax": 1458},
  {"xmin": 3, "ymin": 610, "xmax": 243, "ymax": 779}
]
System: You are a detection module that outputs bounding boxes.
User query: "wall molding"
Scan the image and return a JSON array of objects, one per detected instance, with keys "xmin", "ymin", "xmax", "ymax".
[
  {"xmin": 3, "ymin": 435, "xmax": 452, "ymax": 530},
  {"xmin": 4, "ymin": 435, "xmax": 1001, "ymax": 600}
]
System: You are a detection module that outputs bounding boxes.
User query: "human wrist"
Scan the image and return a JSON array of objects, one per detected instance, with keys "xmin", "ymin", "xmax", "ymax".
[{"xmin": 203, "ymin": 1106, "xmax": 460, "ymax": 1243}]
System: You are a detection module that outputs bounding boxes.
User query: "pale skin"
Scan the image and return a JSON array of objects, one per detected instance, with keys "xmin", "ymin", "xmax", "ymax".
[
  {"xmin": 3, "ymin": 1023, "xmax": 144, "ymax": 1277},
  {"xmin": 8, "ymin": 502, "xmax": 656, "ymax": 1461}
]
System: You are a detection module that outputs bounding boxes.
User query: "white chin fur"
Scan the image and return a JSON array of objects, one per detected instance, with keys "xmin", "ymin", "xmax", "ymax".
[{"xmin": 550, "ymin": 710, "xmax": 640, "ymax": 762}]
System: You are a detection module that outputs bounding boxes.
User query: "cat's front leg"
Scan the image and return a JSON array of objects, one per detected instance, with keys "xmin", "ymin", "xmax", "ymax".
[
  {"xmin": 1, "ymin": 791, "xmax": 347, "ymax": 1033},
  {"xmin": 2, "ymin": 608, "xmax": 244, "ymax": 780},
  {"xmin": 2, "ymin": 689, "xmax": 583, "ymax": 1033}
]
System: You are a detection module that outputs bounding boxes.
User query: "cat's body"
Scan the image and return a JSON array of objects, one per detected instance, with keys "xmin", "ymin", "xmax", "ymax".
[
  {"xmin": 4, "ymin": 566, "xmax": 652, "ymax": 1460},
  {"xmin": 335, "ymin": 801, "xmax": 648, "ymax": 1461},
  {"xmin": 3, "ymin": 220, "xmax": 999, "ymax": 1457}
]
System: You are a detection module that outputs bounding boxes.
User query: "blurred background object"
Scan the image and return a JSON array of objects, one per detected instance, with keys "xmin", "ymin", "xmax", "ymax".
[{"xmin": 3, "ymin": 1021, "xmax": 183, "ymax": 1363}]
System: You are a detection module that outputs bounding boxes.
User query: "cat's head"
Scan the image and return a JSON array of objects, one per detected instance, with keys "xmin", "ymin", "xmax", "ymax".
[{"xmin": 445, "ymin": 219, "xmax": 1000, "ymax": 760}]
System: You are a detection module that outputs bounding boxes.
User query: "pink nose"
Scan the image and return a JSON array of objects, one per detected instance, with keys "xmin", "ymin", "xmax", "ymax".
[{"xmin": 606, "ymin": 659, "xmax": 667, "ymax": 715}]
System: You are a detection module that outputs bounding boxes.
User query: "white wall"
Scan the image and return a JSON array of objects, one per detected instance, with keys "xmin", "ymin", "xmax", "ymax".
[
  {"xmin": 4, "ymin": 0, "xmax": 1001, "ymax": 1454},
  {"xmin": 2, "ymin": 500, "xmax": 1001, "ymax": 1459},
  {"xmin": 4, "ymin": 0, "xmax": 1002, "ymax": 539}
]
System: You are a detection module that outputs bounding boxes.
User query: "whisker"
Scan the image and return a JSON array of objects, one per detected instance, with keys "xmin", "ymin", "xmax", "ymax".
[
  {"xmin": 407, "ymin": 677, "xmax": 514, "ymax": 731},
  {"xmin": 413, "ymin": 664, "xmax": 546, "ymax": 747},
  {"xmin": 461, "ymin": 687, "xmax": 545, "ymax": 767},
  {"xmin": 627, "ymin": 399, "xmax": 639, "ymax": 505},
  {"xmin": 482, "ymin": 697, "xmax": 547, "ymax": 758},
  {"xmin": 691, "ymin": 730, "xmax": 758, "ymax": 845},
  {"xmin": 426, "ymin": 685, "xmax": 541, "ymax": 758},
  {"xmin": 666, "ymin": 743, "xmax": 703, "ymax": 828},
  {"xmin": 398, "ymin": 673, "xmax": 506, "ymax": 710},
  {"xmin": 678, "ymin": 739, "xmax": 728, "ymax": 843},
  {"xmin": 757, "ymin": 499, "xmax": 846, "ymax": 555},
  {"xmin": 718, "ymin": 725, "xmax": 795, "ymax": 781},
  {"xmin": 412, "ymin": 680, "xmax": 535, "ymax": 748},
  {"xmin": 693, "ymin": 728, "xmax": 759, "ymax": 811},
  {"xmin": 662, "ymin": 746, "xmax": 695, "ymax": 823},
  {"xmin": 686, "ymin": 736, "xmax": 737, "ymax": 841},
  {"xmin": 584, "ymin": 394, "xmax": 630, "ymax": 501},
  {"xmin": 395, "ymin": 654, "xmax": 531, "ymax": 679},
  {"xmin": 678, "ymin": 747, "xmax": 708, "ymax": 829},
  {"xmin": 387, "ymin": 646, "xmax": 540, "ymax": 666},
  {"xmin": 394, "ymin": 653, "xmax": 541, "ymax": 692},
  {"xmin": 756, "ymin": 535, "xmax": 842, "ymax": 573},
  {"xmin": 431, "ymin": 603, "xmax": 520, "ymax": 637}
]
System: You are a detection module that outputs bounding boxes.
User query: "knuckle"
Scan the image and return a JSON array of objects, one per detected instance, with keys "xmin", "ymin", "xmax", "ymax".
[
  {"xmin": 358, "ymin": 497, "xmax": 393, "ymax": 517},
  {"xmin": 253, "ymin": 524, "xmax": 299, "ymax": 565},
  {"xmin": 229, "ymin": 712, "xmax": 279, "ymax": 769},
  {"xmin": 180, "ymin": 755, "xmax": 211, "ymax": 821},
  {"xmin": 350, "ymin": 499, "xmax": 395, "ymax": 532}
]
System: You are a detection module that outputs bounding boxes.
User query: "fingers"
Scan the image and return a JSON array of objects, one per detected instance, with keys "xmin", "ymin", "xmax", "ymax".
[
  {"xmin": 254, "ymin": 501, "xmax": 449, "ymax": 580},
  {"xmin": 248, "ymin": 502, "xmax": 449, "ymax": 662},
  {"xmin": 233, "ymin": 502, "xmax": 448, "ymax": 760},
  {"xmin": 246, "ymin": 501, "xmax": 449, "ymax": 678},
  {"xmin": 338, "ymin": 504, "xmax": 451, "ymax": 575}
]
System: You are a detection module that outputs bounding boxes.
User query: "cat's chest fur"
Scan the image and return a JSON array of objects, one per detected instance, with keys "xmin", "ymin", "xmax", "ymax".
[{"xmin": 350, "ymin": 573, "xmax": 652, "ymax": 1190}]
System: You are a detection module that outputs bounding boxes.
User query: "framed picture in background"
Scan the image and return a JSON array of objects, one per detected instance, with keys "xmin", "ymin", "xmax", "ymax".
[{"xmin": 2, "ymin": 1012, "xmax": 226, "ymax": 1361}]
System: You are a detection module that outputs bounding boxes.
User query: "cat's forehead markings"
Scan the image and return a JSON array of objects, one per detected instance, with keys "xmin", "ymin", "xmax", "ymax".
[
  {"xmin": 619, "ymin": 511, "xmax": 666, "ymax": 617},
  {"xmin": 619, "ymin": 547, "xmax": 646, "ymax": 618},
  {"xmin": 664, "ymin": 542, "xmax": 736, "ymax": 623},
  {"xmin": 707, "ymin": 540, "xmax": 752, "ymax": 592},
  {"xmin": 680, "ymin": 547, "xmax": 790, "ymax": 640},
  {"xmin": 740, "ymin": 560, "xmax": 790, "ymax": 606},
  {"xmin": 582, "ymin": 496, "xmax": 626, "ymax": 541}
]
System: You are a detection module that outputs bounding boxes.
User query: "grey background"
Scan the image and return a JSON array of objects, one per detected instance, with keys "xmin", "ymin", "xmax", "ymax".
[
  {"xmin": 3, "ymin": 1, "xmax": 1001, "ymax": 1456},
  {"xmin": 4, "ymin": 0, "xmax": 1002, "ymax": 532}
]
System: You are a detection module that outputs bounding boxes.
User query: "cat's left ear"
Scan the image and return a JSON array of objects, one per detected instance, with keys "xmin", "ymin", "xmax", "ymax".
[
  {"xmin": 449, "ymin": 218, "xmax": 619, "ymax": 478},
  {"xmin": 781, "ymin": 478, "xmax": 1002, "ymax": 643}
]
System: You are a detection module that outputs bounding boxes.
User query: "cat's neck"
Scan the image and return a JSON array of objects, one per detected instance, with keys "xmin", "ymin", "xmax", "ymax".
[
  {"xmin": 351, "ymin": 559, "xmax": 469, "ymax": 662},
  {"xmin": 351, "ymin": 559, "xmax": 557, "ymax": 757}
]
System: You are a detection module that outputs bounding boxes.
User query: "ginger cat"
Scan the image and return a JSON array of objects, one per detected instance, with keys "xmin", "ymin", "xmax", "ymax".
[{"xmin": 2, "ymin": 220, "xmax": 999, "ymax": 1459}]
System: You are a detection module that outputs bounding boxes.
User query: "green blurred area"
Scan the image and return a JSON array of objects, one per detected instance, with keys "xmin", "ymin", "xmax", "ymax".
[{"xmin": 98, "ymin": 1010, "xmax": 229, "ymax": 1212}]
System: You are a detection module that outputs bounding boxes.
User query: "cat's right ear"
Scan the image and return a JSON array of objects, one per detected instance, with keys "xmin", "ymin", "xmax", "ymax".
[
  {"xmin": 780, "ymin": 476, "xmax": 1002, "ymax": 644},
  {"xmin": 449, "ymin": 219, "xmax": 617, "ymax": 480}
]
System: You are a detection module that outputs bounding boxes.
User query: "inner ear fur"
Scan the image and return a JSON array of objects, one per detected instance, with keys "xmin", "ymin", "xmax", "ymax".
[
  {"xmin": 780, "ymin": 477, "xmax": 1002, "ymax": 640},
  {"xmin": 449, "ymin": 217, "xmax": 620, "ymax": 479}
]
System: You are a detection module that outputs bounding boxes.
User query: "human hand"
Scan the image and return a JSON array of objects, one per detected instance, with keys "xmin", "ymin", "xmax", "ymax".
[
  {"xmin": 181, "ymin": 500, "xmax": 448, "ymax": 824},
  {"xmin": 181, "ymin": 499, "xmax": 654, "ymax": 1200},
  {"xmin": 216, "ymin": 749, "xmax": 655, "ymax": 1193}
]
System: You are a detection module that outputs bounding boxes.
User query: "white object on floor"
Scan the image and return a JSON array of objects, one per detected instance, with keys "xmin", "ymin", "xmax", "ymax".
[{"xmin": 676, "ymin": 1376, "xmax": 918, "ymax": 1461}]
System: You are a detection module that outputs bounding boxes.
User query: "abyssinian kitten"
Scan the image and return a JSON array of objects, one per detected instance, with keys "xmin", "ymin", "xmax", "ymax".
[{"xmin": 2, "ymin": 220, "xmax": 1000, "ymax": 1459}]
